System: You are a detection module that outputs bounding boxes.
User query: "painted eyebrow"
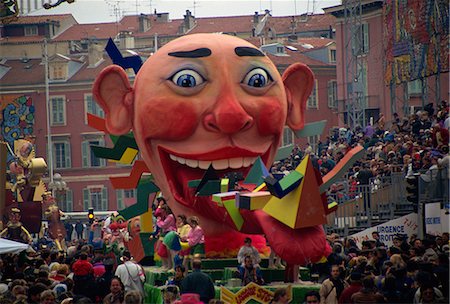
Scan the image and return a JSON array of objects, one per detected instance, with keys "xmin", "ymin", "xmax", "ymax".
[
  {"xmin": 235, "ymin": 47, "xmax": 265, "ymax": 57},
  {"xmin": 168, "ymin": 48, "xmax": 212, "ymax": 58}
]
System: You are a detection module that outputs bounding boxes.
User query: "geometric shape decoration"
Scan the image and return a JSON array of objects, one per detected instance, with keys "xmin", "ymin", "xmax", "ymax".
[
  {"xmin": 195, "ymin": 164, "xmax": 219, "ymax": 194},
  {"xmin": 236, "ymin": 191, "xmax": 271, "ymax": 210},
  {"xmin": 327, "ymin": 201, "xmax": 338, "ymax": 213},
  {"xmin": 108, "ymin": 147, "xmax": 139, "ymax": 165},
  {"xmin": 293, "ymin": 120, "xmax": 327, "ymax": 138},
  {"xmin": 223, "ymin": 199, "xmax": 244, "ymax": 231},
  {"xmin": 119, "ymin": 179, "xmax": 159, "ymax": 220},
  {"xmin": 140, "ymin": 209, "xmax": 154, "ymax": 233},
  {"xmin": 91, "ymin": 135, "xmax": 138, "ymax": 161},
  {"xmin": 197, "ymin": 180, "xmax": 221, "ymax": 196},
  {"xmin": 87, "ymin": 113, "xmax": 108, "ymax": 132},
  {"xmin": 264, "ymin": 170, "xmax": 303, "ymax": 199},
  {"xmin": 187, "ymin": 179, "xmax": 201, "ymax": 188},
  {"xmin": 212, "ymin": 191, "xmax": 238, "ymax": 207},
  {"xmin": 105, "ymin": 38, "xmax": 143, "ymax": 74},
  {"xmin": 220, "ymin": 282, "xmax": 292, "ymax": 304},
  {"xmin": 243, "ymin": 157, "xmax": 270, "ymax": 186},
  {"xmin": 220, "ymin": 178, "xmax": 229, "ymax": 193},
  {"xmin": 252, "ymin": 182, "xmax": 267, "ymax": 192},
  {"xmin": 274, "ymin": 144, "xmax": 294, "ymax": 161},
  {"xmin": 263, "ymin": 155, "xmax": 326, "ymax": 229},
  {"xmin": 320, "ymin": 145, "xmax": 365, "ymax": 193},
  {"xmin": 109, "ymin": 160, "xmax": 150, "ymax": 189}
]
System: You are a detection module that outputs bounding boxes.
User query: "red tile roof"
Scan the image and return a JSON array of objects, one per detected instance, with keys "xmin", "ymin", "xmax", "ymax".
[
  {"xmin": 7, "ymin": 14, "xmax": 74, "ymax": 25},
  {"xmin": 293, "ymin": 37, "xmax": 335, "ymax": 51},
  {"xmin": 53, "ymin": 22, "xmax": 120, "ymax": 41},
  {"xmin": 133, "ymin": 19, "xmax": 183, "ymax": 37},
  {"xmin": 188, "ymin": 15, "xmax": 254, "ymax": 35},
  {"xmin": 271, "ymin": 14, "xmax": 336, "ymax": 33},
  {"xmin": 266, "ymin": 49, "xmax": 332, "ymax": 67},
  {"xmin": 0, "ymin": 59, "xmax": 45, "ymax": 86}
]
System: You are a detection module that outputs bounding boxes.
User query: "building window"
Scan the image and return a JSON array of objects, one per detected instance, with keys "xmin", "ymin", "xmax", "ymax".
[
  {"xmin": 82, "ymin": 135, "xmax": 106, "ymax": 168},
  {"xmin": 282, "ymin": 127, "xmax": 294, "ymax": 147},
  {"xmin": 50, "ymin": 96, "xmax": 66, "ymax": 125},
  {"xmin": 85, "ymin": 94, "xmax": 105, "ymax": 123},
  {"xmin": 352, "ymin": 23, "xmax": 369, "ymax": 55},
  {"xmin": 51, "ymin": 64, "xmax": 66, "ymax": 80},
  {"xmin": 308, "ymin": 135, "xmax": 320, "ymax": 154},
  {"xmin": 276, "ymin": 46, "xmax": 284, "ymax": 53},
  {"xmin": 56, "ymin": 189, "xmax": 73, "ymax": 212},
  {"xmin": 328, "ymin": 80, "xmax": 338, "ymax": 108},
  {"xmin": 52, "ymin": 137, "xmax": 71, "ymax": 169},
  {"xmin": 356, "ymin": 61, "xmax": 368, "ymax": 101},
  {"xmin": 83, "ymin": 187, "xmax": 108, "ymax": 211},
  {"xmin": 116, "ymin": 189, "xmax": 136, "ymax": 210},
  {"xmin": 24, "ymin": 25, "xmax": 38, "ymax": 36},
  {"xmin": 408, "ymin": 79, "xmax": 422, "ymax": 95},
  {"xmin": 307, "ymin": 79, "xmax": 319, "ymax": 109},
  {"xmin": 330, "ymin": 49, "xmax": 337, "ymax": 63}
]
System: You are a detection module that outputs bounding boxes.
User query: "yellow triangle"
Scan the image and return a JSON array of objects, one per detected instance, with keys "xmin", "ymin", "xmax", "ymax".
[{"xmin": 262, "ymin": 156, "xmax": 309, "ymax": 228}]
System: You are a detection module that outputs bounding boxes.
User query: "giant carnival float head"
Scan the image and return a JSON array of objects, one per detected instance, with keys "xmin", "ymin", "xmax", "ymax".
[{"xmin": 92, "ymin": 33, "xmax": 363, "ymax": 265}]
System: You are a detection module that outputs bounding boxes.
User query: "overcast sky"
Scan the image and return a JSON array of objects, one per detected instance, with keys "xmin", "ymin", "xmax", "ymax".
[{"xmin": 29, "ymin": 0, "xmax": 341, "ymax": 24}]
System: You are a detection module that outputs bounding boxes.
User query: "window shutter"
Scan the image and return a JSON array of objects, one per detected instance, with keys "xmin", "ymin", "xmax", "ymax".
[
  {"xmin": 102, "ymin": 188, "xmax": 108, "ymax": 211},
  {"xmin": 82, "ymin": 141, "xmax": 89, "ymax": 167},
  {"xmin": 363, "ymin": 23, "xmax": 369, "ymax": 53},
  {"xmin": 117, "ymin": 190, "xmax": 124, "ymax": 210},
  {"xmin": 99, "ymin": 137, "xmax": 106, "ymax": 167},
  {"xmin": 65, "ymin": 141, "xmax": 71, "ymax": 168},
  {"xmin": 67, "ymin": 190, "xmax": 73, "ymax": 212},
  {"xmin": 328, "ymin": 82, "xmax": 333, "ymax": 108},
  {"xmin": 83, "ymin": 188, "xmax": 90, "ymax": 210}
]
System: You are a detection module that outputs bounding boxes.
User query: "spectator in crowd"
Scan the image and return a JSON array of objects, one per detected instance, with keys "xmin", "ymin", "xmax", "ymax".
[
  {"xmin": 319, "ymin": 265, "xmax": 347, "ymax": 304},
  {"xmin": 237, "ymin": 255, "xmax": 264, "ymax": 286},
  {"xmin": 115, "ymin": 251, "xmax": 145, "ymax": 295},
  {"xmin": 103, "ymin": 276, "xmax": 125, "ymax": 304},
  {"xmin": 180, "ymin": 259, "xmax": 215, "ymax": 304},
  {"xmin": 350, "ymin": 276, "xmax": 384, "ymax": 303},
  {"xmin": 304, "ymin": 290, "xmax": 320, "ymax": 304},
  {"xmin": 237, "ymin": 237, "xmax": 261, "ymax": 268}
]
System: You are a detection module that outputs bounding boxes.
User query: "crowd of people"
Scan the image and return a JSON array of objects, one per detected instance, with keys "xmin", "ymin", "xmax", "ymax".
[
  {"xmin": 272, "ymin": 102, "xmax": 449, "ymax": 197},
  {"xmin": 310, "ymin": 231, "xmax": 450, "ymax": 304}
]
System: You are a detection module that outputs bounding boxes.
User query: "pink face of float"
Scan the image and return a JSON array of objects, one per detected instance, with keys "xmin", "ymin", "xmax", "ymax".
[{"xmin": 94, "ymin": 33, "xmax": 314, "ymax": 238}]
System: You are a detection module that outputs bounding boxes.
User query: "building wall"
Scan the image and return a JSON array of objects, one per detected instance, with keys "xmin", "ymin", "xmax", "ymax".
[
  {"xmin": 333, "ymin": 8, "xmax": 449, "ymax": 125},
  {"xmin": 1, "ymin": 42, "xmax": 69, "ymax": 59}
]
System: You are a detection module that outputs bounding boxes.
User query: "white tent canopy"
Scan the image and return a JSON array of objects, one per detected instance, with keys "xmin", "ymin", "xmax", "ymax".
[{"xmin": 0, "ymin": 238, "xmax": 29, "ymax": 254}]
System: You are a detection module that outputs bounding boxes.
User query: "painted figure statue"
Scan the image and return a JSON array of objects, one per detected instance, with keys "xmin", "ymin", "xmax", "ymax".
[
  {"xmin": 93, "ymin": 33, "xmax": 331, "ymax": 265},
  {"xmin": 0, "ymin": 207, "xmax": 32, "ymax": 243}
]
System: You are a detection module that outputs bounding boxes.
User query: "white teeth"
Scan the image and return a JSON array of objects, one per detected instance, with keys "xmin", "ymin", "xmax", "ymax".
[
  {"xmin": 212, "ymin": 159, "xmax": 229, "ymax": 170},
  {"xmin": 229, "ymin": 157, "xmax": 243, "ymax": 169},
  {"xmin": 198, "ymin": 160, "xmax": 211, "ymax": 170},
  {"xmin": 168, "ymin": 154, "xmax": 258, "ymax": 170},
  {"xmin": 185, "ymin": 159, "xmax": 199, "ymax": 168},
  {"xmin": 243, "ymin": 156, "xmax": 255, "ymax": 167}
]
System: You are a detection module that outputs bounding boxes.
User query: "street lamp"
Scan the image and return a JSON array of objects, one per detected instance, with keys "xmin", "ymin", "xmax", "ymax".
[{"xmin": 44, "ymin": 38, "xmax": 55, "ymax": 191}]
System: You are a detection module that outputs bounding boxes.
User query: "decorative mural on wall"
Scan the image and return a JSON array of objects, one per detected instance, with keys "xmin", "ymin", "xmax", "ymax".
[
  {"xmin": 384, "ymin": 0, "xmax": 449, "ymax": 85},
  {"xmin": 0, "ymin": 95, "xmax": 35, "ymax": 163}
]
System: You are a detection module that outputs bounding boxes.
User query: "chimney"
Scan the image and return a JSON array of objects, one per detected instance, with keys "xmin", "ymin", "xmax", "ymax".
[
  {"xmin": 88, "ymin": 41, "xmax": 104, "ymax": 67},
  {"xmin": 253, "ymin": 12, "xmax": 259, "ymax": 25},
  {"xmin": 118, "ymin": 31, "xmax": 135, "ymax": 49},
  {"xmin": 183, "ymin": 10, "xmax": 196, "ymax": 32},
  {"xmin": 138, "ymin": 14, "xmax": 151, "ymax": 32},
  {"xmin": 155, "ymin": 12, "xmax": 169, "ymax": 23}
]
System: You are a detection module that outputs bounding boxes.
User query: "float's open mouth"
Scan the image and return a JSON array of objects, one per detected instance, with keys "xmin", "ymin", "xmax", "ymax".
[{"xmin": 157, "ymin": 145, "xmax": 272, "ymax": 210}]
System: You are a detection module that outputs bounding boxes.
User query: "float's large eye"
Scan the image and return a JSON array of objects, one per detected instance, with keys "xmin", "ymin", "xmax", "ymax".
[
  {"xmin": 242, "ymin": 68, "xmax": 272, "ymax": 88},
  {"xmin": 170, "ymin": 69, "xmax": 204, "ymax": 87}
]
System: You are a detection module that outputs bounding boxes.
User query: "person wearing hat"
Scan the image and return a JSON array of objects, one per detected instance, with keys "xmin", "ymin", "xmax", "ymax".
[
  {"xmin": 0, "ymin": 207, "xmax": 32, "ymax": 244},
  {"xmin": 115, "ymin": 250, "xmax": 145, "ymax": 295}
]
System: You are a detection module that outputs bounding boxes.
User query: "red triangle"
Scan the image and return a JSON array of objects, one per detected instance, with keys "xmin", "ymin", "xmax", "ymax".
[{"xmin": 294, "ymin": 158, "xmax": 326, "ymax": 228}]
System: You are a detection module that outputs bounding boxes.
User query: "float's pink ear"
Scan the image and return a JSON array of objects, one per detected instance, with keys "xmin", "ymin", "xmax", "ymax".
[
  {"xmin": 282, "ymin": 63, "xmax": 315, "ymax": 131},
  {"xmin": 92, "ymin": 65, "xmax": 134, "ymax": 135}
]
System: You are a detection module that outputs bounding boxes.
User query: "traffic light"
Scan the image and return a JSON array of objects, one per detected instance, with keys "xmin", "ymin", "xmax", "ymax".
[
  {"xmin": 88, "ymin": 207, "xmax": 95, "ymax": 223},
  {"xmin": 406, "ymin": 174, "xmax": 419, "ymax": 204}
]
